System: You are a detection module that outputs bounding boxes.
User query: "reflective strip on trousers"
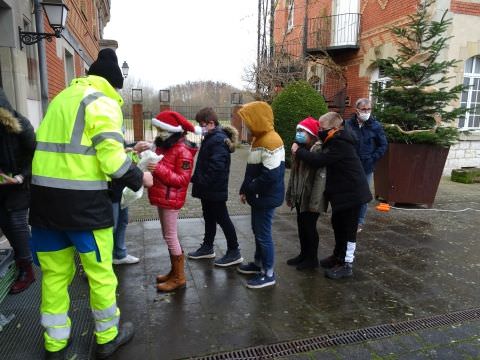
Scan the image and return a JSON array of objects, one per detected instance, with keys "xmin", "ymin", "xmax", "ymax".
[
  {"xmin": 95, "ymin": 314, "xmax": 120, "ymax": 332},
  {"xmin": 46, "ymin": 325, "xmax": 71, "ymax": 340},
  {"xmin": 41, "ymin": 313, "xmax": 68, "ymax": 327},
  {"xmin": 345, "ymin": 241, "xmax": 356, "ymax": 263},
  {"xmin": 92, "ymin": 304, "xmax": 118, "ymax": 321}
]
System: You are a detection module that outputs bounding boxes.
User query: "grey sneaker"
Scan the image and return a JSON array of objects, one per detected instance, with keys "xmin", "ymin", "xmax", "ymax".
[
  {"xmin": 187, "ymin": 244, "xmax": 215, "ymax": 259},
  {"xmin": 214, "ymin": 249, "xmax": 243, "ymax": 267},
  {"xmin": 237, "ymin": 262, "xmax": 262, "ymax": 275},
  {"xmin": 112, "ymin": 254, "xmax": 140, "ymax": 265},
  {"xmin": 325, "ymin": 262, "xmax": 353, "ymax": 279},
  {"xmin": 95, "ymin": 322, "xmax": 134, "ymax": 359}
]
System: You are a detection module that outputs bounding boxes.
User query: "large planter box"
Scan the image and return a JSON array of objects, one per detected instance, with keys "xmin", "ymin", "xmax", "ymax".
[{"xmin": 374, "ymin": 143, "xmax": 450, "ymax": 208}]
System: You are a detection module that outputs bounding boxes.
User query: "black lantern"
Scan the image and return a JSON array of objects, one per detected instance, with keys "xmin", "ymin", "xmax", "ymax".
[
  {"xmin": 121, "ymin": 61, "xmax": 129, "ymax": 78},
  {"xmin": 159, "ymin": 89, "xmax": 170, "ymax": 103},
  {"xmin": 19, "ymin": 1, "xmax": 69, "ymax": 49}
]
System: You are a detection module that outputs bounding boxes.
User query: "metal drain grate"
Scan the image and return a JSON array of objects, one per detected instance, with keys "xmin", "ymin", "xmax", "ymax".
[{"xmin": 191, "ymin": 308, "xmax": 480, "ymax": 360}]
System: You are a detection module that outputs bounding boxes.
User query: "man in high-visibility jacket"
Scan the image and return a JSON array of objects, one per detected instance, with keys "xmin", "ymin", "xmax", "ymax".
[{"xmin": 29, "ymin": 48, "xmax": 153, "ymax": 360}]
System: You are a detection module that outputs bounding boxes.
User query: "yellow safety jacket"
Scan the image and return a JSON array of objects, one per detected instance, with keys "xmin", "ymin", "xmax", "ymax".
[{"xmin": 30, "ymin": 75, "xmax": 143, "ymax": 230}]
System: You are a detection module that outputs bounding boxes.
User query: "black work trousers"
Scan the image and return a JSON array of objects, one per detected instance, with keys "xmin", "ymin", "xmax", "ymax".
[{"xmin": 331, "ymin": 205, "xmax": 361, "ymax": 262}]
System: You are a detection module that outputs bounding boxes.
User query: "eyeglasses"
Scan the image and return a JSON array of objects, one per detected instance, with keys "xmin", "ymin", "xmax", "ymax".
[{"xmin": 357, "ymin": 108, "xmax": 371, "ymax": 113}]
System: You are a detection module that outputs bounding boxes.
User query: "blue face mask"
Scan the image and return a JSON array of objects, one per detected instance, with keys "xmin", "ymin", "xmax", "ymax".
[{"xmin": 295, "ymin": 131, "xmax": 308, "ymax": 144}]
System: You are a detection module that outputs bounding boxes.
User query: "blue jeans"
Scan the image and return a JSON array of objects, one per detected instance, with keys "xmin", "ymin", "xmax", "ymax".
[
  {"xmin": 358, "ymin": 172, "xmax": 374, "ymax": 225},
  {"xmin": 251, "ymin": 207, "xmax": 275, "ymax": 274},
  {"xmin": 112, "ymin": 202, "xmax": 129, "ymax": 259},
  {"xmin": 0, "ymin": 206, "xmax": 31, "ymax": 261}
]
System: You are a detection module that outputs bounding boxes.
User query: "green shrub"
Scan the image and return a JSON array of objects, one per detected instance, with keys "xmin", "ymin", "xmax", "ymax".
[{"xmin": 271, "ymin": 81, "xmax": 328, "ymax": 166}]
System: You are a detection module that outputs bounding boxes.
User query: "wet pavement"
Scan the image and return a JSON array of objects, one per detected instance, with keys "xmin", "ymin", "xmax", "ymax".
[{"xmin": 0, "ymin": 146, "xmax": 479, "ymax": 359}]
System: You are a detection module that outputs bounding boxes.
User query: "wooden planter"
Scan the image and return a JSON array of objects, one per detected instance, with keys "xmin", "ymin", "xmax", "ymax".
[{"xmin": 373, "ymin": 143, "xmax": 450, "ymax": 208}]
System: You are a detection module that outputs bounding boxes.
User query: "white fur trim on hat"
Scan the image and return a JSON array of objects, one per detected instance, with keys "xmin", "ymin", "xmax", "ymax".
[
  {"xmin": 296, "ymin": 124, "xmax": 316, "ymax": 137},
  {"xmin": 151, "ymin": 118, "xmax": 183, "ymax": 133}
]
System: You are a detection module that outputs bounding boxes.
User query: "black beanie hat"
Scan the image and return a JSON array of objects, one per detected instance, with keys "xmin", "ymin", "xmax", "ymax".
[{"xmin": 87, "ymin": 48, "xmax": 124, "ymax": 89}]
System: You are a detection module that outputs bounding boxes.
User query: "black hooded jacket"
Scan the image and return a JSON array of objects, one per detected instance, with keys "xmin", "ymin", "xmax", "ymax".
[
  {"xmin": 0, "ymin": 88, "xmax": 36, "ymax": 210},
  {"xmin": 295, "ymin": 128, "xmax": 372, "ymax": 213}
]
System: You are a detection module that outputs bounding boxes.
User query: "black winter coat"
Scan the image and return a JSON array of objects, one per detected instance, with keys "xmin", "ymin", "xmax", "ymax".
[
  {"xmin": 295, "ymin": 128, "xmax": 372, "ymax": 213},
  {"xmin": 191, "ymin": 126, "xmax": 237, "ymax": 202},
  {"xmin": 0, "ymin": 88, "xmax": 36, "ymax": 211}
]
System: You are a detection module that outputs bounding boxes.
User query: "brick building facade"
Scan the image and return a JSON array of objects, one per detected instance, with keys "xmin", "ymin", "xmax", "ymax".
[
  {"xmin": 0, "ymin": 0, "xmax": 114, "ymax": 128},
  {"xmin": 273, "ymin": 0, "xmax": 480, "ymax": 174}
]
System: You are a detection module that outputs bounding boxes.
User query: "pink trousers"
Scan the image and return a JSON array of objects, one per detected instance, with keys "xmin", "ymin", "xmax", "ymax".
[{"xmin": 157, "ymin": 208, "xmax": 182, "ymax": 255}]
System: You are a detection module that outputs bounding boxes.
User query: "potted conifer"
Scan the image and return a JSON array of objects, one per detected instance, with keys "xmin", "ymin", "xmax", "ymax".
[{"xmin": 371, "ymin": 0, "xmax": 466, "ymax": 207}]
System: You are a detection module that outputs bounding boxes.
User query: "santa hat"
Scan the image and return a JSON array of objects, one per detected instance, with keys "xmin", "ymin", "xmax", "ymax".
[
  {"xmin": 152, "ymin": 111, "xmax": 202, "ymax": 134},
  {"xmin": 87, "ymin": 48, "xmax": 124, "ymax": 89},
  {"xmin": 296, "ymin": 117, "xmax": 319, "ymax": 137}
]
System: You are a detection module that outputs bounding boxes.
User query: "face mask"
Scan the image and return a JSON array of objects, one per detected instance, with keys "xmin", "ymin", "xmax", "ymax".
[
  {"xmin": 357, "ymin": 112, "xmax": 371, "ymax": 121},
  {"xmin": 318, "ymin": 129, "xmax": 330, "ymax": 142},
  {"xmin": 295, "ymin": 131, "xmax": 308, "ymax": 144},
  {"xmin": 157, "ymin": 130, "xmax": 172, "ymax": 141}
]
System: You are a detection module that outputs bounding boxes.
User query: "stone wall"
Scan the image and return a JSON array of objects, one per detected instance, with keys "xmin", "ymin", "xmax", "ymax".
[{"xmin": 444, "ymin": 132, "xmax": 480, "ymax": 175}]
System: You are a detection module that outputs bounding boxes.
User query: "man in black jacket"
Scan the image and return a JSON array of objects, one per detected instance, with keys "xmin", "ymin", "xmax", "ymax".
[{"xmin": 292, "ymin": 112, "xmax": 372, "ymax": 279}]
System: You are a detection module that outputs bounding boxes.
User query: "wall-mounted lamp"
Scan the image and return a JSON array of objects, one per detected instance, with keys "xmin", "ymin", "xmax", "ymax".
[
  {"xmin": 231, "ymin": 92, "xmax": 243, "ymax": 105},
  {"xmin": 121, "ymin": 61, "xmax": 129, "ymax": 78},
  {"xmin": 132, "ymin": 88, "xmax": 142, "ymax": 103},
  {"xmin": 159, "ymin": 89, "xmax": 170, "ymax": 103},
  {"xmin": 19, "ymin": 1, "xmax": 69, "ymax": 50}
]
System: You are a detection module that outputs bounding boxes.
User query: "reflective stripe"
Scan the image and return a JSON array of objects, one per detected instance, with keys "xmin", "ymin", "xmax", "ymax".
[
  {"xmin": 91, "ymin": 132, "xmax": 124, "ymax": 147},
  {"xmin": 95, "ymin": 315, "xmax": 119, "ymax": 332},
  {"xmin": 32, "ymin": 175, "xmax": 108, "ymax": 190},
  {"xmin": 46, "ymin": 326, "xmax": 71, "ymax": 340},
  {"xmin": 35, "ymin": 142, "xmax": 96, "ymax": 155},
  {"xmin": 71, "ymin": 92, "xmax": 105, "ymax": 145},
  {"xmin": 41, "ymin": 313, "xmax": 68, "ymax": 327},
  {"xmin": 92, "ymin": 304, "xmax": 118, "ymax": 321},
  {"xmin": 110, "ymin": 156, "xmax": 132, "ymax": 179}
]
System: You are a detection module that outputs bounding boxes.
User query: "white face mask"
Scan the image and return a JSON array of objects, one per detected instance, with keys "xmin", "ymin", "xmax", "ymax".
[{"xmin": 358, "ymin": 112, "xmax": 371, "ymax": 121}]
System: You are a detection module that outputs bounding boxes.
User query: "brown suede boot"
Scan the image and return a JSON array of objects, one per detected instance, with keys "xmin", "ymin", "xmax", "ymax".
[
  {"xmin": 10, "ymin": 259, "xmax": 35, "ymax": 294},
  {"xmin": 156, "ymin": 254, "xmax": 186, "ymax": 292},
  {"xmin": 156, "ymin": 254, "xmax": 174, "ymax": 283}
]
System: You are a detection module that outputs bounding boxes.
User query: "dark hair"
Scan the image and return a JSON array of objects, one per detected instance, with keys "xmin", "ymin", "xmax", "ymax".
[{"xmin": 195, "ymin": 107, "xmax": 219, "ymax": 126}]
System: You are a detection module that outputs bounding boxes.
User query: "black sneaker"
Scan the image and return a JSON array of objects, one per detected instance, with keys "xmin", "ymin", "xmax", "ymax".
[
  {"xmin": 95, "ymin": 322, "xmax": 135, "ymax": 359},
  {"xmin": 325, "ymin": 262, "xmax": 353, "ymax": 279},
  {"xmin": 295, "ymin": 258, "xmax": 319, "ymax": 270},
  {"xmin": 187, "ymin": 244, "xmax": 215, "ymax": 259},
  {"xmin": 214, "ymin": 249, "xmax": 243, "ymax": 267},
  {"xmin": 237, "ymin": 262, "xmax": 262, "ymax": 275}
]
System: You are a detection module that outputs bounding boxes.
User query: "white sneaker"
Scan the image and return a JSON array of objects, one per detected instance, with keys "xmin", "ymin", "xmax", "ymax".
[{"xmin": 113, "ymin": 254, "xmax": 140, "ymax": 265}]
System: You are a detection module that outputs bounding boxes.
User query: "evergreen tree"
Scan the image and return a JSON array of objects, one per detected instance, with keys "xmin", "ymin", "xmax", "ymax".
[{"xmin": 372, "ymin": 0, "xmax": 465, "ymax": 146}]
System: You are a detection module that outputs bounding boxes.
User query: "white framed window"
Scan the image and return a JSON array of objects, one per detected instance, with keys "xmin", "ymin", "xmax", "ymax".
[
  {"xmin": 459, "ymin": 56, "xmax": 480, "ymax": 129},
  {"xmin": 64, "ymin": 50, "xmax": 75, "ymax": 86},
  {"xmin": 369, "ymin": 67, "xmax": 391, "ymax": 105},
  {"xmin": 287, "ymin": 0, "xmax": 294, "ymax": 32}
]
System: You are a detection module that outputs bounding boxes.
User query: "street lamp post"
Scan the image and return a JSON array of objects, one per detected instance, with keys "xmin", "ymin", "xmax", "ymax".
[{"xmin": 121, "ymin": 61, "xmax": 129, "ymax": 78}]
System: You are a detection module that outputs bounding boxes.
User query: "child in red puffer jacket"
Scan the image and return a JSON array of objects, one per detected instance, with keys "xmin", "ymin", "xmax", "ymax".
[{"xmin": 147, "ymin": 111, "xmax": 199, "ymax": 292}]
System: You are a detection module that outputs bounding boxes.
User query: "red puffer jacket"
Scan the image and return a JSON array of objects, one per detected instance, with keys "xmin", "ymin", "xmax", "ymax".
[{"xmin": 148, "ymin": 138, "xmax": 198, "ymax": 210}]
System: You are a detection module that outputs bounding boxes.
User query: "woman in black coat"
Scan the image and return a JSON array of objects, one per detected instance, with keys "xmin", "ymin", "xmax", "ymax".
[
  {"xmin": 292, "ymin": 112, "xmax": 372, "ymax": 279},
  {"xmin": 188, "ymin": 107, "xmax": 243, "ymax": 267},
  {"xmin": 0, "ymin": 87, "xmax": 36, "ymax": 293}
]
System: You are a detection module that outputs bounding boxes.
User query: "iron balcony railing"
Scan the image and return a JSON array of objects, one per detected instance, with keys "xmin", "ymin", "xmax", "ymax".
[{"xmin": 307, "ymin": 13, "xmax": 361, "ymax": 51}]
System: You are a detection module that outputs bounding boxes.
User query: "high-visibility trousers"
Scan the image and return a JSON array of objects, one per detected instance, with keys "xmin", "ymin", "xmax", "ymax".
[{"xmin": 30, "ymin": 227, "xmax": 119, "ymax": 352}]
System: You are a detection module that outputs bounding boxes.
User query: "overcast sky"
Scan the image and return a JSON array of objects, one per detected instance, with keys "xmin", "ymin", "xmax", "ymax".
[{"xmin": 103, "ymin": 1, "xmax": 259, "ymax": 90}]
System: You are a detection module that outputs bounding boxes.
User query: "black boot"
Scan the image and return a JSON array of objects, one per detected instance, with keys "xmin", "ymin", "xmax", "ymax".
[
  {"xmin": 95, "ymin": 322, "xmax": 135, "ymax": 359},
  {"xmin": 45, "ymin": 348, "xmax": 67, "ymax": 360},
  {"xmin": 325, "ymin": 262, "xmax": 353, "ymax": 279},
  {"xmin": 295, "ymin": 257, "xmax": 319, "ymax": 270},
  {"xmin": 286, "ymin": 254, "xmax": 305, "ymax": 266},
  {"xmin": 319, "ymin": 255, "xmax": 342, "ymax": 269}
]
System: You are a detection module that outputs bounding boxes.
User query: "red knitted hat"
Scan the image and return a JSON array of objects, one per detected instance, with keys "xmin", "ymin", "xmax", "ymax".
[
  {"xmin": 296, "ymin": 117, "xmax": 319, "ymax": 137},
  {"xmin": 152, "ymin": 111, "xmax": 200, "ymax": 134}
]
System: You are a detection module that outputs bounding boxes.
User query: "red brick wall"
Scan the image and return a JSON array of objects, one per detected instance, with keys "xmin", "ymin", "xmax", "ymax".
[
  {"xmin": 451, "ymin": 0, "xmax": 480, "ymax": 15},
  {"xmin": 45, "ymin": 0, "xmax": 104, "ymax": 99}
]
